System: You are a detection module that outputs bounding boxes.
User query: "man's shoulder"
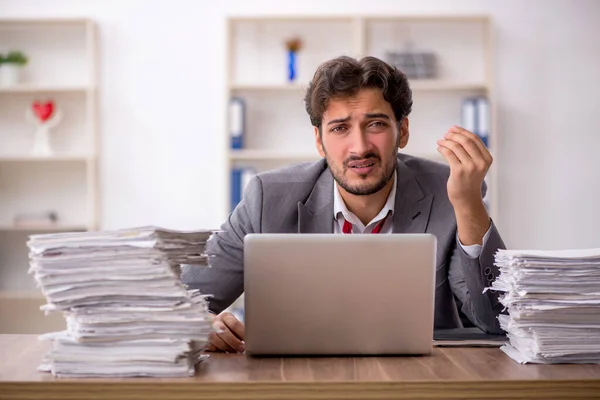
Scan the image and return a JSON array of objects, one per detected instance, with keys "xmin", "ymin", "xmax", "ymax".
[
  {"xmin": 398, "ymin": 153, "xmax": 455, "ymax": 201},
  {"xmin": 399, "ymin": 152, "xmax": 487, "ymax": 199},
  {"xmin": 243, "ymin": 159, "xmax": 328, "ymax": 231}
]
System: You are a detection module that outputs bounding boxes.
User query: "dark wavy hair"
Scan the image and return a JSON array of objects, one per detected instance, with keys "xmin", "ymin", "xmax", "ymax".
[{"xmin": 304, "ymin": 56, "xmax": 412, "ymax": 133}]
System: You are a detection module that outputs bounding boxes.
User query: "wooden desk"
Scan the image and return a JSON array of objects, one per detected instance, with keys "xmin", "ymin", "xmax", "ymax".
[{"xmin": 1, "ymin": 334, "xmax": 599, "ymax": 400}]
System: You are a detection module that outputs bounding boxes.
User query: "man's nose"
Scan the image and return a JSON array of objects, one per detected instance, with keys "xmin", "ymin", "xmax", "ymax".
[{"xmin": 348, "ymin": 128, "xmax": 372, "ymax": 156}]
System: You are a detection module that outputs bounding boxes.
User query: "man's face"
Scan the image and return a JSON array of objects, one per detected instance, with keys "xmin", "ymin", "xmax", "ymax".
[{"xmin": 315, "ymin": 88, "xmax": 409, "ymax": 196}]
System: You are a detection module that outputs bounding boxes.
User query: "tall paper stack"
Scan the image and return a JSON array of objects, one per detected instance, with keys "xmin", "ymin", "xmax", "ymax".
[
  {"xmin": 491, "ymin": 248, "xmax": 600, "ymax": 364},
  {"xmin": 27, "ymin": 226, "xmax": 216, "ymax": 377}
]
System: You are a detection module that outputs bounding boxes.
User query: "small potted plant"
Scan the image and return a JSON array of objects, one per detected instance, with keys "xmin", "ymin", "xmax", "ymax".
[{"xmin": 0, "ymin": 50, "xmax": 28, "ymax": 86}]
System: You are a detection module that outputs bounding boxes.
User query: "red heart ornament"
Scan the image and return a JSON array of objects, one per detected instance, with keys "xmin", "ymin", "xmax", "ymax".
[{"xmin": 32, "ymin": 101, "xmax": 54, "ymax": 123}]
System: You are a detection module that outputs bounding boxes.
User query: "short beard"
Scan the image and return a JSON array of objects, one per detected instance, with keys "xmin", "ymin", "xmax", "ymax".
[
  {"xmin": 325, "ymin": 147, "xmax": 398, "ymax": 196},
  {"xmin": 335, "ymin": 171, "xmax": 392, "ymax": 195}
]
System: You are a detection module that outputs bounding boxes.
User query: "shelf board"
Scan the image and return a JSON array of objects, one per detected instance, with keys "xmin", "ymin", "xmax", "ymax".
[
  {"xmin": 230, "ymin": 150, "xmax": 447, "ymax": 163},
  {"xmin": 228, "ymin": 15, "xmax": 489, "ymax": 23},
  {"xmin": 0, "ymin": 155, "xmax": 92, "ymax": 162},
  {"xmin": 230, "ymin": 81, "xmax": 487, "ymax": 92},
  {"xmin": 0, "ymin": 224, "xmax": 90, "ymax": 232},
  {"xmin": 410, "ymin": 80, "xmax": 488, "ymax": 91},
  {"xmin": 363, "ymin": 15, "xmax": 490, "ymax": 23},
  {"xmin": 228, "ymin": 15, "xmax": 356, "ymax": 23},
  {"xmin": 230, "ymin": 150, "xmax": 321, "ymax": 162},
  {"xmin": 0, "ymin": 84, "xmax": 93, "ymax": 93}
]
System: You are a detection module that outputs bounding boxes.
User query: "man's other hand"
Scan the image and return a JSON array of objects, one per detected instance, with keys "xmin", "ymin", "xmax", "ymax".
[
  {"xmin": 436, "ymin": 125, "xmax": 492, "ymax": 245},
  {"xmin": 206, "ymin": 312, "xmax": 245, "ymax": 353}
]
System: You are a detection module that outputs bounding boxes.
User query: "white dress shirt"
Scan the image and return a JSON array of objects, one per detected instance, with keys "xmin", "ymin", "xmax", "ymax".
[{"xmin": 333, "ymin": 171, "xmax": 490, "ymax": 258}]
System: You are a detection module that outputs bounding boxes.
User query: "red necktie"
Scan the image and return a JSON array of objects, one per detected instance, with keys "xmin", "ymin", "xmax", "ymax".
[{"xmin": 342, "ymin": 214, "xmax": 389, "ymax": 234}]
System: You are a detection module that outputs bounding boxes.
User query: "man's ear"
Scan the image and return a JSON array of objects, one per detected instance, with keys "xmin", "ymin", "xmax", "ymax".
[
  {"xmin": 398, "ymin": 118, "xmax": 409, "ymax": 149},
  {"xmin": 315, "ymin": 126, "xmax": 326, "ymax": 157}
]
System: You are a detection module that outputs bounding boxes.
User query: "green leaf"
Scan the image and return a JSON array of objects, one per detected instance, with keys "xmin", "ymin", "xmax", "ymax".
[{"xmin": 0, "ymin": 51, "xmax": 28, "ymax": 66}]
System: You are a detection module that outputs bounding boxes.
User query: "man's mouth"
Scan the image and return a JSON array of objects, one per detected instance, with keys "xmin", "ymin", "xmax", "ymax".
[{"xmin": 347, "ymin": 159, "xmax": 377, "ymax": 169}]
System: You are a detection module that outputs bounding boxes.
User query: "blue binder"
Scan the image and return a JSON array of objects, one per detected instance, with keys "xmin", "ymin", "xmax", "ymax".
[
  {"xmin": 230, "ymin": 168, "xmax": 256, "ymax": 212},
  {"xmin": 230, "ymin": 168, "xmax": 243, "ymax": 212},
  {"xmin": 461, "ymin": 96, "xmax": 489, "ymax": 148},
  {"xmin": 475, "ymin": 97, "xmax": 490, "ymax": 148},
  {"xmin": 229, "ymin": 97, "xmax": 245, "ymax": 149}
]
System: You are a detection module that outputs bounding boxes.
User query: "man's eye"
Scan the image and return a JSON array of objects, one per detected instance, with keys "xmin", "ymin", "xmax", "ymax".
[
  {"xmin": 331, "ymin": 126, "xmax": 347, "ymax": 133},
  {"xmin": 370, "ymin": 121, "xmax": 387, "ymax": 128}
]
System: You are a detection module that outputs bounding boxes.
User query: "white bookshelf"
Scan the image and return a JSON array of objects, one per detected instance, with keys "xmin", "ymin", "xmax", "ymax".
[
  {"xmin": 225, "ymin": 15, "xmax": 497, "ymax": 222},
  {"xmin": 224, "ymin": 15, "xmax": 496, "ymax": 319},
  {"xmin": 0, "ymin": 18, "xmax": 99, "ymax": 333}
]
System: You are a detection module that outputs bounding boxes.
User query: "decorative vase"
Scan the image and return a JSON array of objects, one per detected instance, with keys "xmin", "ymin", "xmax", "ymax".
[
  {"xmin": 32, "ymin": 125, "xmax": 53, "ymax": 156},
  {"xmin": 0, "ymin": 64, "xmax": 21, "ymax": 87},
  {"xmin": 287, "ymin": 50, "xmax": 297, "ymax": 82},
  {"xmin": 26, "ymin": 100, "xmax": 62, "ymax": 157}
]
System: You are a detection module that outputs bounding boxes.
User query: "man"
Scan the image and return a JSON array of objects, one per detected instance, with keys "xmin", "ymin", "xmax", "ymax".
[{"xmin": 182, "ymin": 56, "xmax": 505, "ymax": 353}]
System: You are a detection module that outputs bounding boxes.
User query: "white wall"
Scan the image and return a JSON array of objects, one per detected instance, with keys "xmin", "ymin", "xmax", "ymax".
[{"xmin": 1, "ymin": 0, "xmax": 599, "ymax": 250}]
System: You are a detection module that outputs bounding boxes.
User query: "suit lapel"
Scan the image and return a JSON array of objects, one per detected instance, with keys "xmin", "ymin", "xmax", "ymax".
[
  {"xmin": 392, "ymin": 158, "xmax": 434, "ymax": 234},
  {"xmin": 298, "ymin": 168, "xmax": 334, "ymax": 233}
]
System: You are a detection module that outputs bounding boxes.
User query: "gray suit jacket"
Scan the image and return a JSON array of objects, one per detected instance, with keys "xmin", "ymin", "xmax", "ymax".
[{"xmin": 182, "ymin": 154, "xmax": 506, "ymax": 334}]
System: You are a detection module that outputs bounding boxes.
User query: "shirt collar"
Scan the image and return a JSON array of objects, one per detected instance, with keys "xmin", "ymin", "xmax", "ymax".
[{"xmin": 333, "ymin": 171, "xmax": 397, "ymax": 231}]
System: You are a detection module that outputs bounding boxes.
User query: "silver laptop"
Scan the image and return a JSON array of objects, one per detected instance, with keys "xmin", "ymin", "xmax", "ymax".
[{"xmin": 243, "ymin": 233, "xmax": 437, "ymax": 356}]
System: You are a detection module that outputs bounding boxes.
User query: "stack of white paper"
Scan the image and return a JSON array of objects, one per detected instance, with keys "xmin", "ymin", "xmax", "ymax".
[
  {"xmin": 28, "ymin": 226, "xmax": 215, "ymax": 377},
  {"xmin": 491, "ymin": 248, "xmax": 600, "ymax": 364}
]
